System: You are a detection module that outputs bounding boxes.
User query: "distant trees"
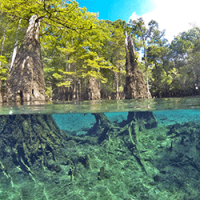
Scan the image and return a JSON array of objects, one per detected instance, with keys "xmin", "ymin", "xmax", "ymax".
[
  {"xmin": 168, "ymin": 27, "xmax": 200, "ymax": 96},
  {"xmin": 129, "ymin": 17, "xmax": 200, "ymax": 97}
]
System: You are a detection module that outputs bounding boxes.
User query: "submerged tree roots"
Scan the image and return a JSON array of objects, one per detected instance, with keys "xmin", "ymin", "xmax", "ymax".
[
  {"xmin": 90, "ymin": 112, "xmax": 158, "ymax": 174},
  {"xmin": 0, "ymin": 111, "xmax": 157, "ymax": 177},
  {"xmin": 0, "ymin": 114, "xmax": 64, "ymax": 173}
]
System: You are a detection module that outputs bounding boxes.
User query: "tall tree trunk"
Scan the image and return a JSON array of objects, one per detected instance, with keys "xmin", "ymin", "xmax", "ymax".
[
  {"xmin": 114, "ymin": 71, "xmax": 120, "ymax": 99},
  {"xmin": 124, "ymin": 32, "xmax": 151, "ymax": 99},
  {"xmin": 6, "ymin": 15, "xmax": 47, "ymax": 102},
  {"xmin": 0, "ymin": 26, "xmax": 6, "ymax": 102},
  {"xmin": 72, "ymin": 80, "xmax": 77, "ymax": 100},
  {"xmin": 0, "ymin": 78, "xmax": 2, "ymax": 102},
  {"xmin": 87, "ymin": 76, "xmax": 101, "ymax": 100},
  {"xmin": 10, "ymin": 19, "xmax": 21, "ymax": 71},
  {"xmin": 143, "ymin": 40, "xmax": 151, "ymax": 98}
]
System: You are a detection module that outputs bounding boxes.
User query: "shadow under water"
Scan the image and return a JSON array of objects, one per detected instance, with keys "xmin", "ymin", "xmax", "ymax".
[{"xmin": 0, "ymin": 109, "xmax": 200, "ymax": 200}]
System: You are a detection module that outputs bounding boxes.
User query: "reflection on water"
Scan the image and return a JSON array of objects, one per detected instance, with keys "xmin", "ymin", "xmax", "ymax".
[
  {"xmin": 0, "ymin": 96, "xmax": 200, "ymax": 115},
  {"xmin": 0, "ymin": 98, "xmax": 200, "ymax": 199}
]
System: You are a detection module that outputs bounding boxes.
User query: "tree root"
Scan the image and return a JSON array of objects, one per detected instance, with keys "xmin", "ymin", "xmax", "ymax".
[
  {"xmin": 89, "ymin": 111, "xmax": 157, "ymax": 174},
  {"xmin": 0, "ymin": 114, "xmax": 64, "ymax": 173}
]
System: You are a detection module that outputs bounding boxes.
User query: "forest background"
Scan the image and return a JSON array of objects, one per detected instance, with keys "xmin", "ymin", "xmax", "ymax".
[{"xmin": 0, "ymin": 0, "xmax": 200, "ymax": 101}]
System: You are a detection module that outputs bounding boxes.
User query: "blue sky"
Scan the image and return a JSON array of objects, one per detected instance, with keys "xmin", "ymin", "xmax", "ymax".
[
  {"xmin": 77, "ymin": 0, "xmax": 200, "ymax": 42},
  {"xmin": 77, "ymin": 0, "xmax": 156, "ymax": 22}
]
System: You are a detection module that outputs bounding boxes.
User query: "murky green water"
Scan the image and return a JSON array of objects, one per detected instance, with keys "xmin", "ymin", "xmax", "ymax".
[{"xmin": 0, "ymin": 97, "xmax": 200, "ymax": 200}]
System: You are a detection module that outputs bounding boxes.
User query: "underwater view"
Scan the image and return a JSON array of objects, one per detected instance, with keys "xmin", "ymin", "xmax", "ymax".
[{"xmin": 0, "ymin": 97, "xmax": 200, "ymax": 200}]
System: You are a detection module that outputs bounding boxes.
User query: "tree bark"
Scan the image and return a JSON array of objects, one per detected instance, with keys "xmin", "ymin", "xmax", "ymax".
[
  {"xmin": 0, "ymin": 26, "xmax": 6, "ymax": 102},
  {"xmin": 6, "ymin": 15, "xmax": 47, "ymax": 102},
  {"xmin": 0, "ymin": 79, "xmax": 2, "ymax": 103},
  {"xmin": 114, "ymin": 71, "xmax": 120, "ymax": 99},
  {"xmin": 10, "ymin": 19, "xmax": 21, "ymax": 71},
  {"xmin": 86, "ymin": 77, "xmax": 101, "ymax": 100},
  {"xmin": 124, "ymin": 32, "xmax": 151, "ymax": 99},
  {"xmin": 144, "ymin": 40, "xmax": 151, "ymax": 98}
]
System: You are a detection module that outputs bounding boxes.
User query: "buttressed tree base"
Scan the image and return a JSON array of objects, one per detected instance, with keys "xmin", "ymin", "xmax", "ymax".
[
  {"xmin": 124, "ymin": 32, "xmax": 151, "ymax": 99},
  {"xmin": 6, "ymin": 15, "xmax": 47, "ymax": 102}
]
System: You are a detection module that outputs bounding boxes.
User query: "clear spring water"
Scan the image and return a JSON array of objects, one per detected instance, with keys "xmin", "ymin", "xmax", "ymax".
[{"xmin": 0, "ymin": 97, "xmax": 200, "ymax": 200}]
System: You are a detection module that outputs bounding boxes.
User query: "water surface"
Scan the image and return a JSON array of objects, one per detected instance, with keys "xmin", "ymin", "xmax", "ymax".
[{"xmin": 0, "ymin": 96, "xmax": 200, "ymax": 115}]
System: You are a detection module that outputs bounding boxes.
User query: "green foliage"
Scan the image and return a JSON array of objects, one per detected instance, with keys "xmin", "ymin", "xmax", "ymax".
[
  {"xmin": 1, "ymin": 0, "xmax": 200, "ymax": 99},
  {"xmin": 45, "ymin": 86, "xmax": 53, "ymax": 98},
  {"xmin": 56, "ymin": 80, "xmax": 72, "ymax": 87},
  {"xmin": 168, "ymin": 27, "xmax": 200, "ymax": 94},
  {"xmin": 0, "ymin": 55, "xmax": 7, "ymax": 64},
  {"xmin": 0, "ymin": 56, "xmax": 8, "ymax": 81}
]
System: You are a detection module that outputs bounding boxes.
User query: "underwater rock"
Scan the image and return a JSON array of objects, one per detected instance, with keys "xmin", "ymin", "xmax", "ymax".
[
  {"xmin": 98, "ymin": 166, "xmax": 105, "ymax": 180},
  {"xmin": 78, "ymin": 154, "xmax": 90, "ymax": 169},
  {"xmin": 47, "ymin": 160, "xmax": 61, "ymax": 173},
  {"xmin": 97, "ymin": 166, "xmax": 110, "ymax": 180}
]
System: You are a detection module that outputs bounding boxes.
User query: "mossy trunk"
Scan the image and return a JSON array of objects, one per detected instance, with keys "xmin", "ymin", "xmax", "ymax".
[
  {"xmin": 124, "ymin": 32, "xmax": 151, "ymax": 99},
  {"xmin": 0, "ymin": 79, "xmax": 2, "ymax": 102},
  {"xmin": 122, "ymin": 32, "xmax": 156, "ymax": 159},
  {"xmin": 6, "ymin": 15, "xmax": 47, "ymax": 102},
  {"xmin": 86, "ymin": 77, "xmax": 101, "ymax": 100},
  {"xmin": 0, "ymin": 114, "xmax": 64, "ymax": 173},
  {"xmin": 125, "ymin": 111, "xmax": 158, "ymax": 129}
]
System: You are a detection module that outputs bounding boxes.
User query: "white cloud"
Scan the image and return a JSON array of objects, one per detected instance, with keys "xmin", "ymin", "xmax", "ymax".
[{"xmin": 129, "ymin": 0, "xmax": 200, "ymax": 42}]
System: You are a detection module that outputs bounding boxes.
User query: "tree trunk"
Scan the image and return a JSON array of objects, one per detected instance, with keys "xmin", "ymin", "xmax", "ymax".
[
  {"xmin": 122, "ymin": 33, "xmax": 157, "ymax": 151},
  {"xmin": 87, "ymin": 77, "xmax": 101, "ymax": 100},
  {"xmin": 144, "ymin": 40, "xmax": 151, "ymax": 98},
  {"xmin": 124, "ymin": 32, "xmax": 151, "ymax": 99},
  {"xmin": 72, "ymin": 80, "xmax": 77, "ymax": 101},
  {"xmin": 6, "ymin": 15, "xmax": 47, "ymax": 102},
  {"xmin": 10, "ymin": 19, "xmax": 21, "ymax": 71},
  {"xmin": 115, "ymin": 71, "xmax": 120, "ymax": 99},
  {"xmin": 0, "ymin": 26, "xmax": 6, "ymax": 102},
  {"xmin": 0, "ymin": 79, "xmax": 2, "ymax": 102}
]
